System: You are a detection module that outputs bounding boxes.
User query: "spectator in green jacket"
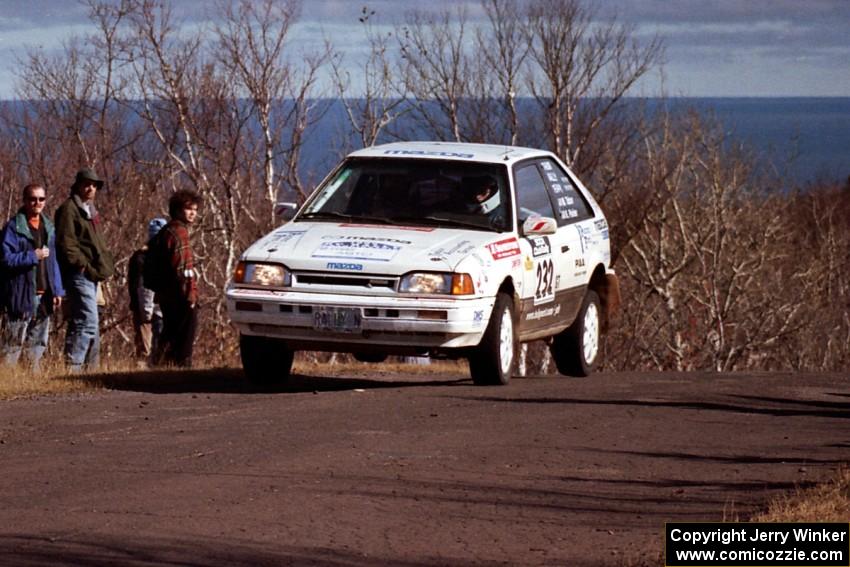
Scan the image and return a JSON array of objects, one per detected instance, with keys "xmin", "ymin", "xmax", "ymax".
[{"xmin": 54, "ymin": 168, "xmax": 115, "ymax": 372}]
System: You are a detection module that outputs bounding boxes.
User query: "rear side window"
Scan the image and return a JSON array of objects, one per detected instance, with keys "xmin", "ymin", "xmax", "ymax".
[
  {"xmin": 514, "ymin": 164, "xmax": 557, "ymax": 222},
  {"xmin": 538, "ymin": 159, "xmax": 593, "ymax": 225}
]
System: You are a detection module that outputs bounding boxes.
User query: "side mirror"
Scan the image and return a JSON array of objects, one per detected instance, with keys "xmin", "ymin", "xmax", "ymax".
[
  {"xmin": 274, "ymin": 201, "xmax": 298, "ymax": 222},
  {"xmin": 521, "ymin": 216, "xmax": 557, "ymax": 236}
]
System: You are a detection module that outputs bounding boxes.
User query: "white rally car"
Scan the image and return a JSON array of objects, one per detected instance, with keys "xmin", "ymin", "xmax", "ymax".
[{"xmin": 226, "ymin": 142, "xmax": 619, "ymax": 385}]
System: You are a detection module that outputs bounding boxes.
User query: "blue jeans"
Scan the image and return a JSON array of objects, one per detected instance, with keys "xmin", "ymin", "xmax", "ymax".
[
  {"xmin": 64, "ymin": 272, "xmax": 99, "ymax": 372},
  {"xmin": 2, "ymin": 295, "xmax": 51, "ymax": 371}
]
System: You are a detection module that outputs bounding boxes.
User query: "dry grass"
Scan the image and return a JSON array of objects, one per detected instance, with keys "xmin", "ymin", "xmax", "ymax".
[
  {"xmin": 754, "ymin": 468, "xmax": 850, "ymax": 522},
  {"xmin": 623, "ymin": 470, "xmax": 850, "ymax": 566},
  {"xmin": 294, "ymin": 358, "xmax": 466, "ymax": 377},
  {"xmin": 0, "ymin": 361, "xmax": 102, "ymax": 400},
  {"xmin": 0, "ymin": 357, "xmax": 175, "ymax": 399},
  {"xmin": 0, "ymin": 356, "xmax": 468, "ymax": 400}
]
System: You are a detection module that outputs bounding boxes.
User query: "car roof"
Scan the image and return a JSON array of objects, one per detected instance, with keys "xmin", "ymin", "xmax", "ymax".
[{"xmin": 347, "ymin": 142, "xmax": 554, "ymax": 165}]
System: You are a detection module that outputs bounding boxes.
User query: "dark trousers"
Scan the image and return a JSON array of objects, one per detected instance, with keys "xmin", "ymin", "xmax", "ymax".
[{"xmin": 155, "ymin": 299, "xmax": 197, "ymax": 367}]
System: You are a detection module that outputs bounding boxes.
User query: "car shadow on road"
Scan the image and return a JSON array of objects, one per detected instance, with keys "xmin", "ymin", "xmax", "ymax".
[
  {"xmin": 731, "ymin": 393, "xmax": 850, "ymax": 410},
  {"xmin": 0, "ymin": 533, "xmax": 465, "ymax": 567},
  {"xmin": 70, "ymin": 367, "xmax": 470, "ymax": 395},
  {"xmin": 307, "ymin": 470, "xmax": 802, "ymax": 522},
  {"xmin": 547, "ymin": 474, "xmax": 817, "ymax": 493},
  {"xmin": 445, "ymin": 395, "xmax": 850, "ymax": 419},
  {"xmin": 584, "ymin": 447, "xmax": 846, "ymax": 467}
]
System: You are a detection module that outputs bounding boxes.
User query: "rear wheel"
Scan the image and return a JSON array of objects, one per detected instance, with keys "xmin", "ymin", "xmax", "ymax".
[
  {"xmin": 551, "ymin": 290, "xmax": 601, "ymax": 377},
  {"xmin": 240, "ymin": 334, "xmax": 294, "ymax": 385},
  {"xmin": 468, "ymin": 293, "xmax": 516, "ymax": 385}
]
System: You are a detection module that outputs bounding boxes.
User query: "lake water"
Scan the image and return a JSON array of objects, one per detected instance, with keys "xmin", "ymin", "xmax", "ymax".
[
  {"xmin": 303, "ymin": 97, "xmax": 849, "ymax": 188},
  {"xmin": 670, "ymin": 98, "xmax": 849, "ymax": 186},
  {"xmin": 3, "ymin": 97, "xmax": 847, "ymax": 187}
]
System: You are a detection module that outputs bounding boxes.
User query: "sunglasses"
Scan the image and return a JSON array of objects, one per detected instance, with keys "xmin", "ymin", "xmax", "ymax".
[{"xmin": 27, "ymin": 197, "xmax": 47, "ymax": 203}]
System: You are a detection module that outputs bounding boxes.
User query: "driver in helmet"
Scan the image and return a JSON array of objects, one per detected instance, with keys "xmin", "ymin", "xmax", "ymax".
[{"xmin": 463, "ymin": 175, "xmax": 506, "ymax": 229}]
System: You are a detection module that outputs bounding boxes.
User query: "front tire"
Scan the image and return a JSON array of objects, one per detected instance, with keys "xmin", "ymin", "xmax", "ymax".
[
  {"xmin": 468, "ymin": 293, "xmax": 517, "ymax": 385},
  {"xmin": 551, "ymin": 290, "xmax": 601, "ymax": 377},
  {"xmin": 240, "ymin": 334, "xmax": 294, "ymax": 385}
]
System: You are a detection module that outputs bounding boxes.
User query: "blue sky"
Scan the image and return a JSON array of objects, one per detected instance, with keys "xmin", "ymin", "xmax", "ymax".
[{"xmin": 0, "ymin": 0, "xmax": 848, "ymax": 98}]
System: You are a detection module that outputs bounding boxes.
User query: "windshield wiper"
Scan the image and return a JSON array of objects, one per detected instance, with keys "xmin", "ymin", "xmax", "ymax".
[
  {"xmin": 298, "ymin": 211, "xmax": 394, "ymax": 225},
  {"xmin": 391, "ymin": 215, "xmax": 499, "ymax": 232},
  {"xmin": 300, "ymin": 211, "xmax": 502, "ymax": 232}
]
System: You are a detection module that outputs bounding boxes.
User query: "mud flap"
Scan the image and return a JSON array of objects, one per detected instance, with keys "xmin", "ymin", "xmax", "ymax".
[{"xmin": 598, "ymin": 273, "xmax": 621, "ymax": 332}]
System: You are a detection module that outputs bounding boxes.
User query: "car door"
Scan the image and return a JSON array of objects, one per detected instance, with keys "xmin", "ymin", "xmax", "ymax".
[
  {"xmin": 513, "ymin": 161, "xmax": 586, "ymax": 339},
  {"xmin": 539, "ymin": 157, "xmax": 599, "ymax": 325}
]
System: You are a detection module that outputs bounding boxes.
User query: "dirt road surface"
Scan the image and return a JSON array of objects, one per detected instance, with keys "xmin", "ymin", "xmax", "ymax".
[{"xmin": 1, "ymin": 369, "xmax": 847, "ymax": 566}]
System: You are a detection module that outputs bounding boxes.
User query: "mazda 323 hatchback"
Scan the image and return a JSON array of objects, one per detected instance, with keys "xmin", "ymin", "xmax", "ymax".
[{"xmin": 226, "ymin": 142, "xmax": 619, "ymax": 385}]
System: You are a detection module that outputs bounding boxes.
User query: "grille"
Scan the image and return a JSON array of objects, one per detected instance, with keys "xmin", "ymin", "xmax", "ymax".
[{"xmin": 294, "ymin": 273, "xmax": 397, "ymax": 290}]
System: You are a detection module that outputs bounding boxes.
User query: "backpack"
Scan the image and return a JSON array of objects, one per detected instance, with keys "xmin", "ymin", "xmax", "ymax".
[{"xmin": 142, "ymin": 227, "xmax": 169, "ymax": 293}]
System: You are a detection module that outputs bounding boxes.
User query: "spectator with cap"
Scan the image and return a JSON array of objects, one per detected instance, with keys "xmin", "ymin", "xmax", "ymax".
[
  {"xmin": 127, "ymin": 218, "xmax": 167, "ymax": 364},
  {"xmin": 0, "ymin": 183, "xmax": 65, "ymax": 371},
  {"xmin": 54, "ymin": 168, "xmax": 115, "ymax": 372}
]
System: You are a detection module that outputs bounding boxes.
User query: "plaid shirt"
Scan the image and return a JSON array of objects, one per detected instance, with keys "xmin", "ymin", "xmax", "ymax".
[{"xmin": 161, "ymin": 219, "xmax": 197, "ymax": 305}]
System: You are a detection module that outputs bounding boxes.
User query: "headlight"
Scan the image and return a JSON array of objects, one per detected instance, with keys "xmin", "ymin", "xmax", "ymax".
[
  {"xmin": 399, "ymin": 272, "xmax": 474, "ymax": 295},
  {"xmin": 233, "ymin": 261, "xmax": 290, "ymax": 287}
]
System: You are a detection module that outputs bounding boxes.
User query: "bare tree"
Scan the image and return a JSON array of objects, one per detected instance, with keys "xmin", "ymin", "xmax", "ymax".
[
  {"xmin": 277, "ymin": 57, "xmax": 332, "ymax": 206},
  {"xmin": 779, "ymin": 184, "xmax": 850, "ymax": 370},
  {"xmin": 216, "ymin": 0, "xmax": 295, "ymax": 225},
  {"xmin": 608, "ymin": 111, "xmax": 814, "ymax": 372},
  {"xmin": 329, "ymin": 6, "xmax": 409, "ymax": 149},
  {"xmin": 524, "ymin": 0, "xmax": 662, "ymax": 176},
  {"xmin": 13, "ymin": 41, "xmax": 102, "ymax": 179},
  {"xmin": 215, "ymin": 0, "xmax": 330, "ymax": 224},
  {"xmin": 475, "ymin": 0, "xmax": 529, "ymax": 145},
  {"xmin": 396, "ymin": 6, "xmax": 471, "ymax": 142},
  {"xmin": 614, "ymin": 112, "xmax": 700, "ymax": 370}
]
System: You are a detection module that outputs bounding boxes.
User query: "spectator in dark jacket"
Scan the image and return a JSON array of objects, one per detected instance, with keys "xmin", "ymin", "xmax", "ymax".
[
  {"xmin": 54, "ymin": 168, "xmax": 115, "ymax": 372},
  {"xmin": 0, "ymin": 184, "xmax": 65, "ymax": 371},
  {"xmin": 128, "ymin": 218, "xmax": 167, "ymax": 363},
  {"xmin": 151, "ymin": 190, "xmax": 201, "ymax": 368}
]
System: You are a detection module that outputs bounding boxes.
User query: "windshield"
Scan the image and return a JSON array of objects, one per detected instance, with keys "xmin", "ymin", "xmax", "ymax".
[{"xmin": 299, "ymin": 158, "xmax": 512, "ymax": 232}]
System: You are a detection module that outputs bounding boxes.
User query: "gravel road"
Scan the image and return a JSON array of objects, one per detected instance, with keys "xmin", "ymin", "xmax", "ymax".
[{"xmin": 1, "ymin": 369, "xmax": 847, "ymax": 566}]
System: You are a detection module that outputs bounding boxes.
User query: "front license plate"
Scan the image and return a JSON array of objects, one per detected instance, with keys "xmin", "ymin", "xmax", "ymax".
[{"xmin": 313, "ymin": 307, "xmax": 363, "ymax": 333}]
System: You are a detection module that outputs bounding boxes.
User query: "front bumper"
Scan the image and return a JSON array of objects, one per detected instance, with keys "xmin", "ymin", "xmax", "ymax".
[{"xmin": 226, "ymin": 286, "xmax": 495, "ymax": 353}]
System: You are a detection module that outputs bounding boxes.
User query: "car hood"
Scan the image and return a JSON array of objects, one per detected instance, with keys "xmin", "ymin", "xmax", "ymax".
[{"xmin": 243, "ymin": 221, "xmax": 498, "ymax": 274}]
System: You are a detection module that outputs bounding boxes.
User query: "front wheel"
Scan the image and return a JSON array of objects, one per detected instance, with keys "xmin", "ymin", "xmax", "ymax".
[
  {"xmin": 240, "ymin": 334, "xmax": 294, "ymax": 385},
  {"xmin": 468, "ymin": 293, "xmax": 517, "ymax": 385},
  {"xmin": 551, "ymin": 290, "xmax": 601, "ymax": 377}
]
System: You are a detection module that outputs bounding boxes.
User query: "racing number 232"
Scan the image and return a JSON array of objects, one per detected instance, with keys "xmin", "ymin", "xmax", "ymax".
[{"xmin": 535, "ymin": 258, "xmax": 554, "ymax": 303}]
